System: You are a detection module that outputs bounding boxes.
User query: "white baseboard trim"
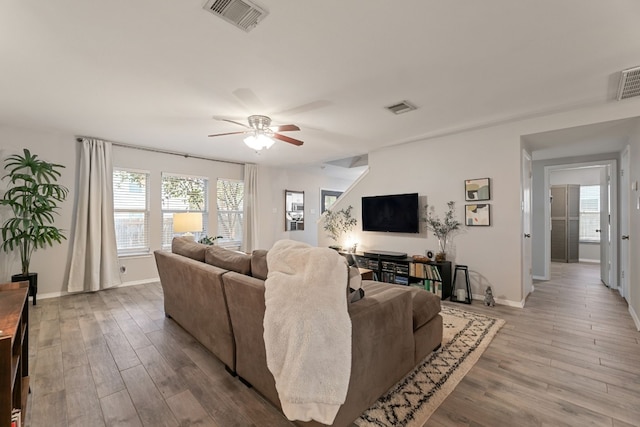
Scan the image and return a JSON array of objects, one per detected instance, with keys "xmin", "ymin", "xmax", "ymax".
[
  {"xmin": 579, "ymin": 258, "xmax": 600, "ymax": 264},
  {"xmin": 117, "ymin": 278, "xmax": 160, "ymax": 287},
  {"xmin": 31, "ymin": 277, "xmax": 160, "ymax": 302},
  {"xmin": 532, "ymin": 275, "xmax": 546, "ymax": 281},
  {"xmin": 469, "ymin": 294, "xmax": 524, "ymax": 308},
  {"xmin": 629, "ymin": 304, "xmax": 640, "ymax": 331}
]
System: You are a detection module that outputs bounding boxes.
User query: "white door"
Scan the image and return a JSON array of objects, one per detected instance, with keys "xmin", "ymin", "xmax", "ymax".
[
  {"xmin": 620, "ymin": 146, "xmax": 630, "ymax": 300},
  {"xmin": 600, "ymin": 166, "xmax": 611, "ymax": 287},
  {"xmin": 522, "ymin": 150, "xmax": 533, "ymax": 300}
]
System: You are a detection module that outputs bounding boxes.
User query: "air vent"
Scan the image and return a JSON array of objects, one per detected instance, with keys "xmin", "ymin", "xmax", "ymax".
[
  {"xmin": 203, "ymin": 0, "xmax": 268, "ymax": 32},
  {"xmin": 617, "ymin": 66, "xmax": 640, "ymax": 100},
  {"xmin": 385, "ymin": 100, "xmax": 417, "ymax": 115}
]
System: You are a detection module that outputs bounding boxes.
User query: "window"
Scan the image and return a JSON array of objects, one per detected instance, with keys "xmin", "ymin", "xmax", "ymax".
[
  {"xmin": 217, "ymin": 179, "xmax": 244, "ymax": 250},
  {"xmin": 113, "ymin": 169, "xmax": 150, "ymax": 256},
  {"xmin": 161, "ymin": 173, "xmax": 208, "ymax": 250},
  {"xmin": 321, "ymin": 189, "xmax": 343, "ymax": 213},
  {"xmin": 579, "ymin": 185, "xmax": 600, "ymax": 242}
]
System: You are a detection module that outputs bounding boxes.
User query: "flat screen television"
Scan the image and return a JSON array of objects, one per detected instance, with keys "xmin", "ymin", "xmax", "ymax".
[{"xmin": 361, "ymin": 193, "xmax": 419, "ymax": 233}]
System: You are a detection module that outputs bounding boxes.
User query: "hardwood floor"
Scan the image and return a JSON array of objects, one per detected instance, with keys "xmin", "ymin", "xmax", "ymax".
[
  {"xmin": 24, "ymin": 262, "xmax": 639, "ymax": 427},
  {"xmin": 431, "ymin": 262, "xmax": 640, "ymax": 427}
]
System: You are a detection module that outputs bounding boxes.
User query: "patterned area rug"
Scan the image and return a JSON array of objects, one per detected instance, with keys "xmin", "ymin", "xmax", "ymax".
[{"xmin": 355, "ymin": 305, "xmax": 505, "ymax": 427}]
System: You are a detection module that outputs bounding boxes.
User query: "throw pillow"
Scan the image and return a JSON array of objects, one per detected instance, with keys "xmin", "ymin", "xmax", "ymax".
[
  {"xmin": 204, "ymin": 246, "xmax": 252, "ymax": 275},
  {"xmin": 347, "ymin": 265, "xmax": 364, "ymax": 303},
  {"xmin": 171, "ymin": 237, "xmax": 207, "ymax": 261}
]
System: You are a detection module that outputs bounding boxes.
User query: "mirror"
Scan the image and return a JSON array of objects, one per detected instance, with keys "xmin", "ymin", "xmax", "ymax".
[{"xmin": 285, "ymin": 190, "xmax": 304, "ymax": 231}]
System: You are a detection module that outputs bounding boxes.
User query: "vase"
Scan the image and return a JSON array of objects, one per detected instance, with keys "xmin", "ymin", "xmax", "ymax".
[{"xmin": 435, "ymin": 252, "xmax": 447, "ymax": 262}]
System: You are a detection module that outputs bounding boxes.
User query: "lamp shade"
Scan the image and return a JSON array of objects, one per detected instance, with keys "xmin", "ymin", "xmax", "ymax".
[
  {"xmin": 173, "ymin": 212, "xmax": 203, "ymax": 233},
  {"xmin": 244, "ymin": 133, "xmax": 275, "ymax": 151}
]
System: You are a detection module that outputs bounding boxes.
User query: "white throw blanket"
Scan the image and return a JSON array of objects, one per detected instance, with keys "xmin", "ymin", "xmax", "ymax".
[{"xmin": 264, "ymin": 240, "xmax": 351, "ymax": 424}]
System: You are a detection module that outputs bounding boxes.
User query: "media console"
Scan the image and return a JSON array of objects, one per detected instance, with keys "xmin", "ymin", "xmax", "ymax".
[
  {"xmin": 363, "ymin": 250, "xmax": 407, "ymax": 259},
  {"xmin": 344, "ymin": 251, "xmax": 452, "ymax": 300}
]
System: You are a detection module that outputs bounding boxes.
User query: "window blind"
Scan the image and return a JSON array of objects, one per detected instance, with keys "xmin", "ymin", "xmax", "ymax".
[
  {"xmin": 217, "ymin": 178, "xmax": 244, "ymax": 250},
  {"xmin": 113, "ymin": 169, "xmax": 150, "ymax": 255}
]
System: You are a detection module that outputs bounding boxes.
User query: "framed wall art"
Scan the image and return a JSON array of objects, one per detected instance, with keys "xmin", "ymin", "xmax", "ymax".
[
  {"xmin": 465, "ymin": 204, "xmax": 491, "ymax": 226},
  {"xmin": 465, "ymin": 178, "xmax": 490, "ymax": 201}
]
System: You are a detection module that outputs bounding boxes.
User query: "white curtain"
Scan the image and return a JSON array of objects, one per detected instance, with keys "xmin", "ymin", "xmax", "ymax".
[
  {"xmin": 67, "ymin": 138, "xmax": 121, "ymax": 292},
  {"xmin": 242, "ymin": 163, "xmax": 258, "ymax": 252}
]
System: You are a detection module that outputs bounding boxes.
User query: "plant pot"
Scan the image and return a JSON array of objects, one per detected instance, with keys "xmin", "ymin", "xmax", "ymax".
[
  {"xmin": 12, "ymin": 272, "xmax": 38, "ymax": 305},
  {"xmin": 435, "ymin": 252, "xmax": 447, "ymax": 262}
]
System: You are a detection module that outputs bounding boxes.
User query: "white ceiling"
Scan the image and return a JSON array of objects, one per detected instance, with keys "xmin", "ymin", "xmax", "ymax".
[{"xmin": 1, "ymin": 0, "xmax": 640, "ymax": 167}]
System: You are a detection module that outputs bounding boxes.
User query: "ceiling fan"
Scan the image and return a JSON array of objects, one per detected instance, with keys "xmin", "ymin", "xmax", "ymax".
[{"xmin": 208, "ymin": 115, "xmax": 303, "ymax": 151}]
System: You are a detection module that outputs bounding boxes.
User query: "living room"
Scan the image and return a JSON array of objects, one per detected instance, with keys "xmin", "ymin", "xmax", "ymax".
[{"xmin": 1, "ymin": 1, "xmax": 640, "ymax": 426}]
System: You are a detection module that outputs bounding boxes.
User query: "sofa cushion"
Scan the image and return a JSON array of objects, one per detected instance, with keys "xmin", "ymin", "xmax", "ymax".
[
  {"xmin": 251, "ymin": 249, "xmax": 269, "ymax": 280},
  {"xmin": 205, "ymin": 246, "xmax": 252, "ymax": 275},
  {"xmin": 361, "ymin": 281, "xmax": 440, "ymax": 329},
  {"xmin": 171, "ymin": 237, "xmax": 207, "ymax": 261}
]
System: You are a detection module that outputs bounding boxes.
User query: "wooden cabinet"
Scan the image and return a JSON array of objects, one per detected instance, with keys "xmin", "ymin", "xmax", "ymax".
[{"xmin": 0, "ymin": 281, "xmax": 29, "ymax": 427}]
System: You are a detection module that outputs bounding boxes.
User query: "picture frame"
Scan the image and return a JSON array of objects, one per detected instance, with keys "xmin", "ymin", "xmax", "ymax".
[
  {"xmin": 465, "ymin": 178, "xmax": 490, "ymax": 201},
  {"xmin": 465, "ymin": 204, "xmax": 491, "ymax": 226}
]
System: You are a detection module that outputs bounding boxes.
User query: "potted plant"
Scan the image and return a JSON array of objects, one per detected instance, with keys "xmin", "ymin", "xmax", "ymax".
[
  {"xmin": 0, "ymin": 149, "xmax": 68, "ymax": 304},
  {"xmin": 323, "ymin": 205, "xmax": 358, "ymax": 251},
  {"xmin": 423, "ymin": 201, "xmax": 461, "ymax": 262},
  {"xmin": 198, "ymin": 235, "xmax": 224, "ymax": 245}
]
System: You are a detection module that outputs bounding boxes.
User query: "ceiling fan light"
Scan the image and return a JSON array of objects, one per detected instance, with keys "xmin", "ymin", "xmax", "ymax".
[{"xmin": 244, "ymin": 133, "xmax": 274, "ymax": 150}]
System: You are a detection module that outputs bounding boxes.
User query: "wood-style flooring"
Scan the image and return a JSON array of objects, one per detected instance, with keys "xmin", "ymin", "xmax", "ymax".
[{"xmin": 24, "ymin": 262, "xmax": 640, "ymax": 427}]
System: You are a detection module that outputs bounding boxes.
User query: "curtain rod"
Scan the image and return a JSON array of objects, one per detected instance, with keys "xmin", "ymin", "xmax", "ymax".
[{"xmin": 75, "ymin": 137, "xmax": 244, "ymax": 166}]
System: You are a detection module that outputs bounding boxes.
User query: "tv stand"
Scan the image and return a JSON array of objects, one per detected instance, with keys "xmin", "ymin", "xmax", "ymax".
[
  {"xmin": 363, "ymin": 250, "xmax": 407, "ymax": 259},
  {"xmin": 346, "ymin": 252, "xmax": 452, "ymax": 300}
]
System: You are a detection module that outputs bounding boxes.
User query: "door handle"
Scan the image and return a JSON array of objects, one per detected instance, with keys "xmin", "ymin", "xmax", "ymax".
[
  {"xmin": 595, "ymin": 229, "xmax": 601, "ymax": 233},
  {"xmin": 621, "ymin": 235, "xmax": 629, "ymax": 240},
  {"xmin": 524, "ymin": 233, "xmax": 531, "ymax": 238}
]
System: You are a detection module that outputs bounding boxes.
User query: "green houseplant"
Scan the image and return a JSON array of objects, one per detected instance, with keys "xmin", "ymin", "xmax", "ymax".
[
  {"xmin": 0, "ymin": 149, "xmax": 68, "ymax": 304},
  {"xmin": 423, "ymin": 201, "xmax": 461, "ymax": 261},
  {"xmin": 323, "ymin": 205, "xmax": 358, "ymax": 251}
]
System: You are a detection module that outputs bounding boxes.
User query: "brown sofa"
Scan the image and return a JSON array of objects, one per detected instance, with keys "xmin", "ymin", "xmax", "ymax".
[{"xmin": 154, "ymin": 238, "xmax": 443, "ymax": 427}]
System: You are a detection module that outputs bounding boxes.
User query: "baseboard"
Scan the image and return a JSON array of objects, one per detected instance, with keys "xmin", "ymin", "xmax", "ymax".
[
  {"xmin": 470, "ymin": 294, "xmax": 524, "ymax": 308},
  {"xmin": 532, "ymin": 275, "xmax": 546, "ymax": 281},
  {"xmin": 31, "ymin": 277, "xmax": 160, "ymax": 302},
  {"xmin": 629, "ymin": 304, "xmax": 640, "ymax": 331},
  {"xmin": 117, "ymin": 277, "xmax": 160, "ymax": 287},
  {"xmin": 578, "ymin": 258, "xmax": 600, "ymax": 264}
]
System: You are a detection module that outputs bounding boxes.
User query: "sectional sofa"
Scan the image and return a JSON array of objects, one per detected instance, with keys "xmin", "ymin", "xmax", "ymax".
[{"xmin": 154, "ymin": 237, "xmax": 443, "ymax": 426}]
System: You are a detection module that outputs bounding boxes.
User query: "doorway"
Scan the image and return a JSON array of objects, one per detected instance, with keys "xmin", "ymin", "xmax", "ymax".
[{"xmin": 543, "ymin": 160, "xmax": 617, "ymax": 288}]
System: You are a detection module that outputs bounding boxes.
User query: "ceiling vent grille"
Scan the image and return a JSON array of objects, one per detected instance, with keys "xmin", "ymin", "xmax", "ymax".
[
  {"xmin": 203, "ymin": 0, "xmax": 268, "ymax": 32},
  {"xmin": 385, "ymin": 100, "xmax": 417, "ymax": 115},
  {"xmin": 617, "ymin": 66, "xmax": 640, "ymax": 100}
]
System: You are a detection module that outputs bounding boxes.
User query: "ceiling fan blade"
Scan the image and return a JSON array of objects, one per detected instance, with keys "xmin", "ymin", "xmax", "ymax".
[
  {"xmin": 271, "ymin": 124, "xmax": 300, "ymax": 132},
  {"xmin": 221, "ymin": 119, "xmax": 250, "ymax": 128},
  {"xmin": 273, "ymin": 133, "xmax": 304, "ymax": 146},
  {"xmin": 208, "ymin": 131, "xmax": 250, "ymax": 137}
]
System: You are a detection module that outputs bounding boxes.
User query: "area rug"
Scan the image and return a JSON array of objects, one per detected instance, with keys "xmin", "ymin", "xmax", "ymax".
[{"xmin": 355, "ymin": 305, "xmax": 505, "ymax": 427}]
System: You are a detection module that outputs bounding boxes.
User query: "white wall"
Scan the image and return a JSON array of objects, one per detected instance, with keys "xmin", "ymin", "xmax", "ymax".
[
  {"xmin": 626, "ymin": 123, "xmax": 640, "ymax": 329},
  {"xmin": 256, "ymin": 165, "xmax": 354, "ymax": 249},
  {"xmin": 319, "ymin": 126, "xmax": 524, "ymax": 305},
  {"xmin": 0, "ymin": 125, "xmax": 76, "ymax": 297},
  {"xmin": 550, "ymin": 167, "xmax": 603, "ymax": 263}
]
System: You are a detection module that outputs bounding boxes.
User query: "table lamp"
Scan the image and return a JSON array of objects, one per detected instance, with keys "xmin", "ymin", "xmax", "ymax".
[{"xmin": 173, "ymin": 212, "xmax": 202, "ymax": 240}]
